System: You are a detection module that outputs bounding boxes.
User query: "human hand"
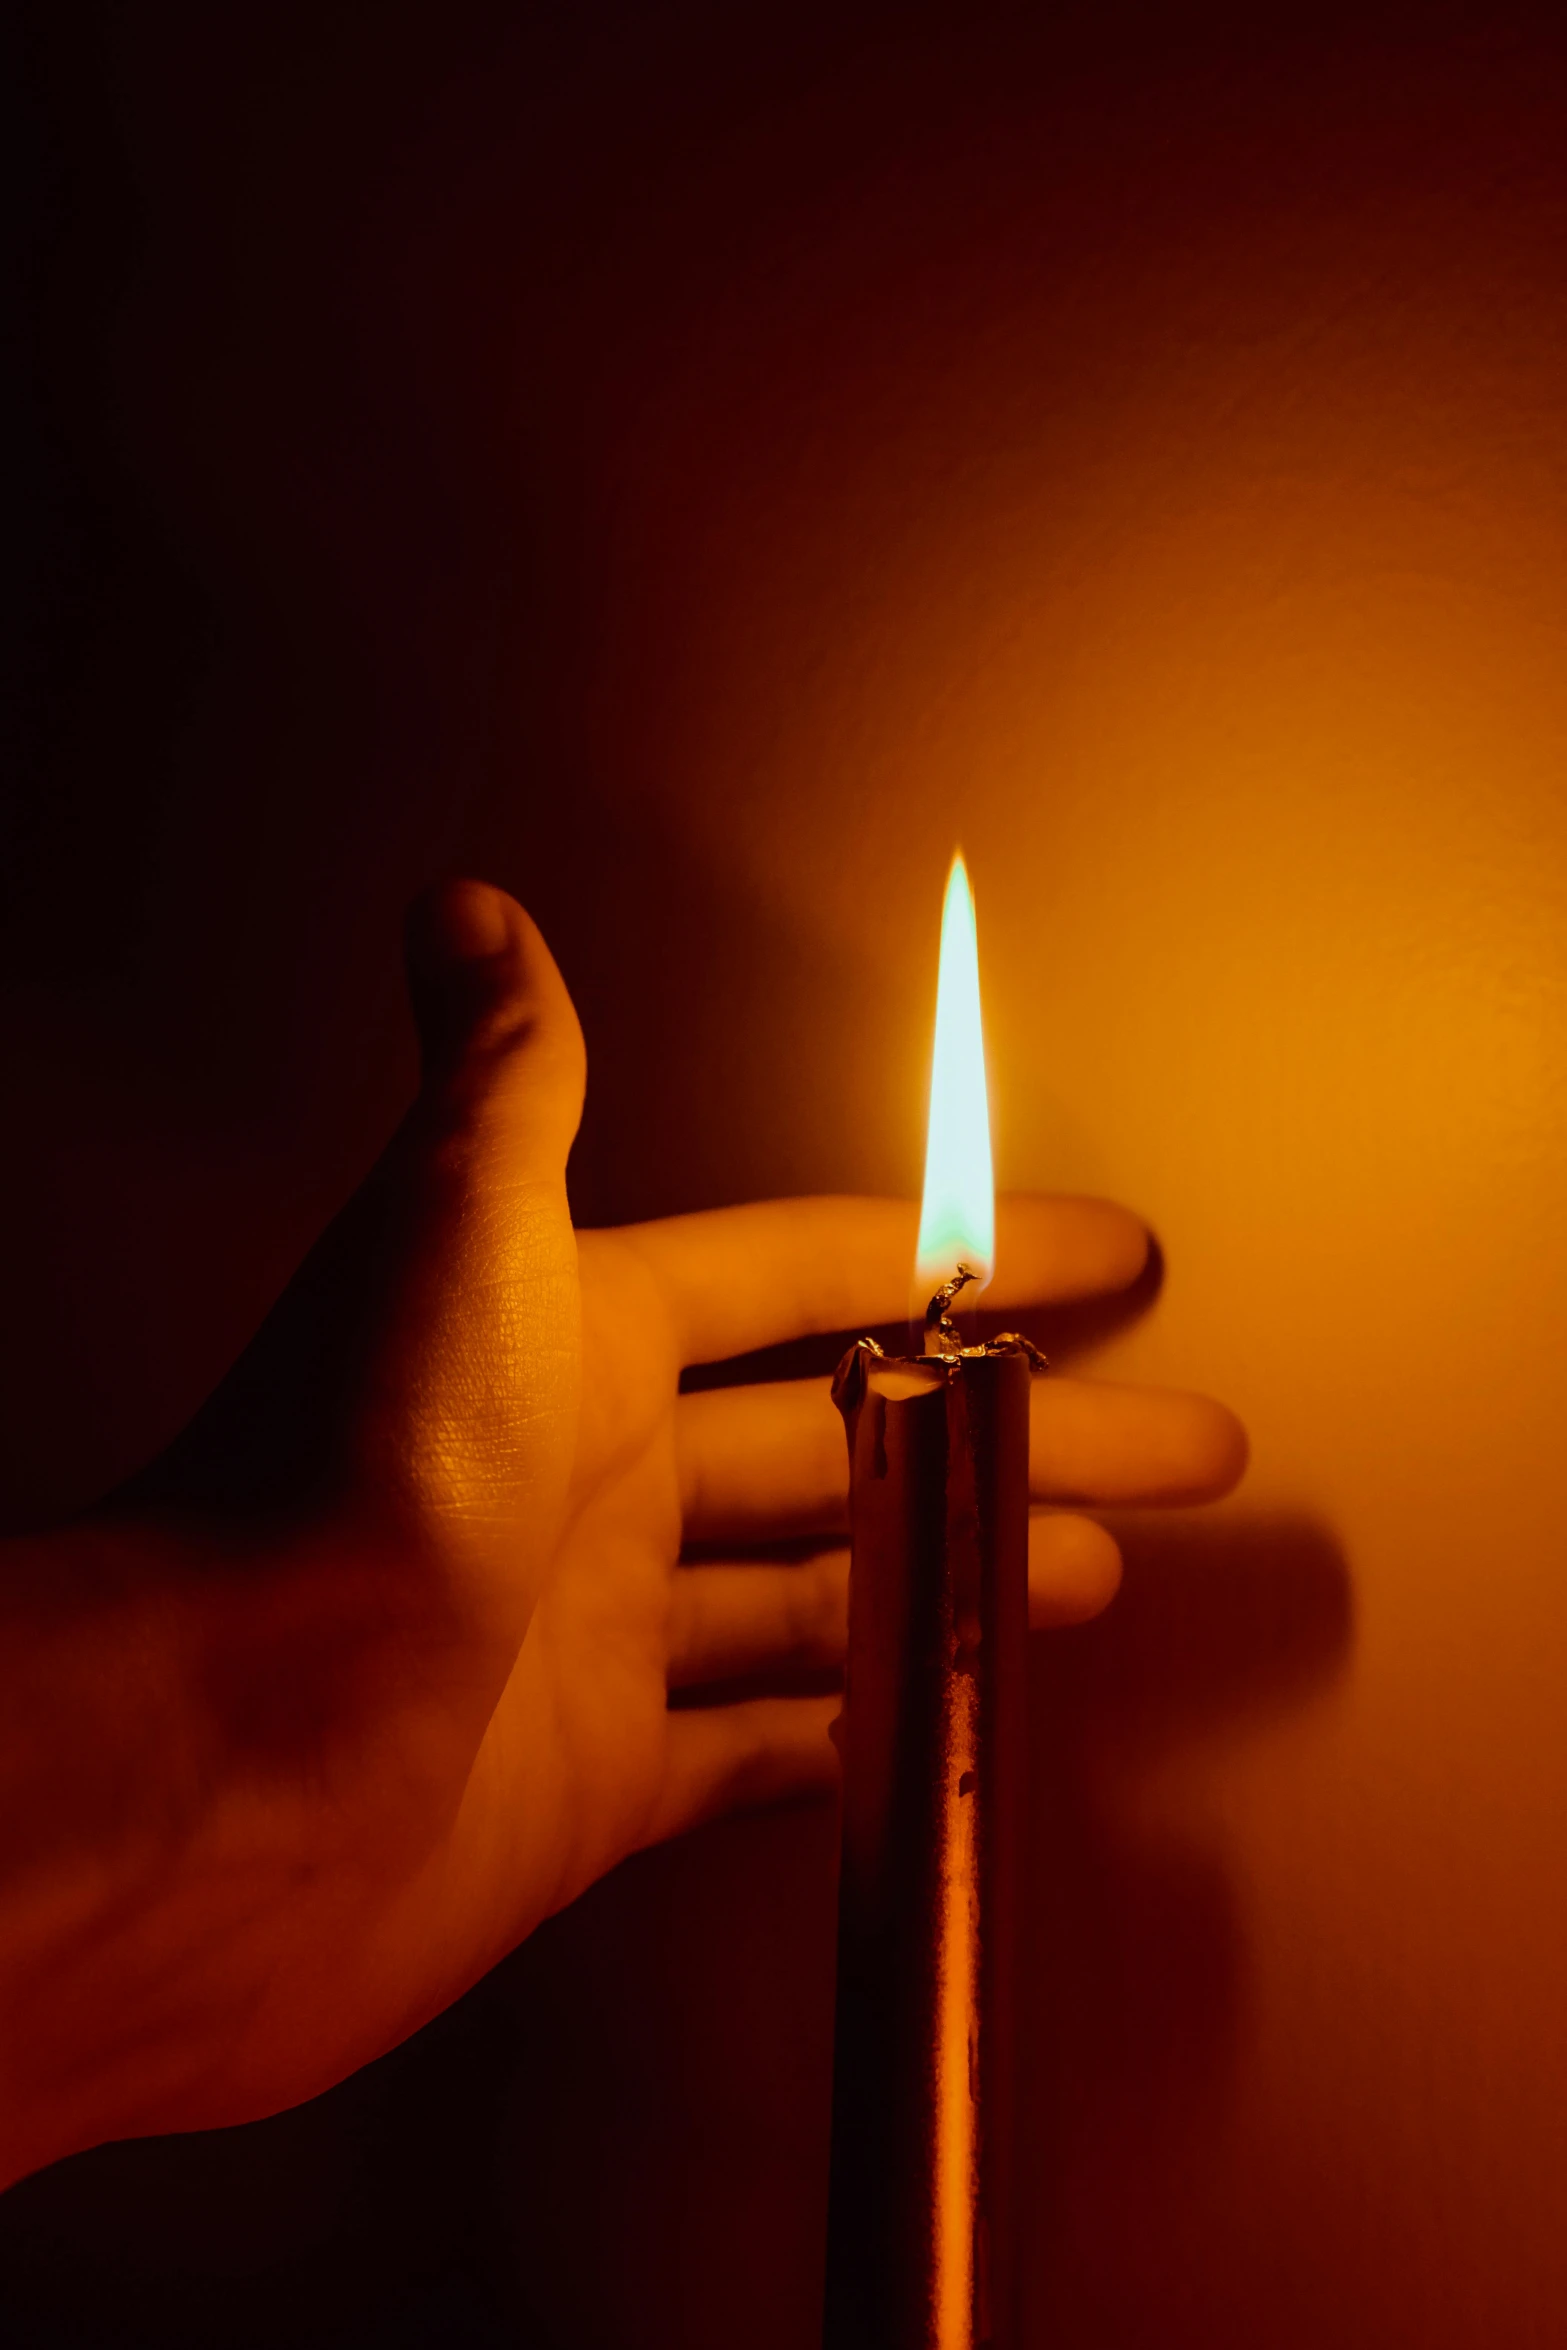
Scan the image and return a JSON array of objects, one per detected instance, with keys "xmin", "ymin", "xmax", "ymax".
[{"xmin": 0, "ymin": 881, "xmax": 1245, "ymax": 2186}]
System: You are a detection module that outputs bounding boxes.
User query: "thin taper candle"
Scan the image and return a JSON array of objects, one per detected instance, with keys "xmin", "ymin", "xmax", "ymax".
[{"xmin": 823, "ymin": 856, "xmax": 1038, "ymax": 2349}]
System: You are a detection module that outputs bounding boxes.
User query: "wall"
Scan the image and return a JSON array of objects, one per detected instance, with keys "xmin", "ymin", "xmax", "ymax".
[{"xmin": 6, "ymin": 6, "xmax": 1566, "ymax": 2344}]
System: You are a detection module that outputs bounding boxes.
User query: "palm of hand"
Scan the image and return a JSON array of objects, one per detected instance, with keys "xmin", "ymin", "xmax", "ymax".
[
  {"xmin": 461, "ymin": 1236, "xmax": 693, "ymax": 1939},
  {"xmin": 2, "ymin": 882, "xmax": 1245, "ymax": 2184},
  {"xmin": 440, "ymin": 1219, "xmax": 829, "ymax": 1982}
]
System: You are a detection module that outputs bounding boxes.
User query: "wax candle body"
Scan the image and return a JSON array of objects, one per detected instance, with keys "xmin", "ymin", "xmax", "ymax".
[{"xmin": 823, "ymin": 1339, "xmax": 1031, "ymax": 2350}]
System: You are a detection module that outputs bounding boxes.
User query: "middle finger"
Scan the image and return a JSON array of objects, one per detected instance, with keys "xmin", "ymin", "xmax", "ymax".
[{"xmin": 676, "ymin": 1374, "xmax": 1247, "ymax": 1544}]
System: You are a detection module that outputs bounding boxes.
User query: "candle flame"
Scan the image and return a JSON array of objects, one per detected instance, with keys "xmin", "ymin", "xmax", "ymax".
[{"xmin": 916, "ymin": 851, "xmax": 995, "ymax": 1301}]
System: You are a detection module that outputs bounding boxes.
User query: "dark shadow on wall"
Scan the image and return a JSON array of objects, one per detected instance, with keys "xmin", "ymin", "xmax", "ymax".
[{"xmin": 1022, "ymin": 1511, "xmax": 1353, "ymax": 2348}]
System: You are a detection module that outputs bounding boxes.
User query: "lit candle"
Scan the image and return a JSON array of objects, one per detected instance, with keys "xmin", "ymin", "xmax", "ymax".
[{"xmin": 824, "ymin": 854, "xmax": 1039, "ymax": 2350}]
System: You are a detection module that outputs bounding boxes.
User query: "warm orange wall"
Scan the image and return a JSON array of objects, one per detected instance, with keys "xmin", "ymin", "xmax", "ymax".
[{"xmin": 507, "ymin": 31, "xmax": 1567, "ymax": 2345}]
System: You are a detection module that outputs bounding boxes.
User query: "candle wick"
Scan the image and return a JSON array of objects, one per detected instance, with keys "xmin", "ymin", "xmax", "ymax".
[{"xmin": 924, "ymin": 1264, "xmax": 979, "ymax": 1357}]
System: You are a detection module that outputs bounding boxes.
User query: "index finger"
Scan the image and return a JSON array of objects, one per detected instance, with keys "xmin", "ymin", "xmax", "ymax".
[{"xmin": 612, "ymin": 1193, "xmax": 1148, "ymax": 1367}]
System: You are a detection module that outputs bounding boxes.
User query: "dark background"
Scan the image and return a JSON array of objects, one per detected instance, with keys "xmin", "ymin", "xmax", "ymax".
[{"xmin": 4, "ymin": 4, "xmax": 1558, "ymax": 2344}]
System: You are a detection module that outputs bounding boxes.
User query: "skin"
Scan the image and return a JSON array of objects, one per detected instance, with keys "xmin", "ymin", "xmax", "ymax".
[{"xmin": 0, "ymin": 880, "xmax": 1246, "ymax": 2192}]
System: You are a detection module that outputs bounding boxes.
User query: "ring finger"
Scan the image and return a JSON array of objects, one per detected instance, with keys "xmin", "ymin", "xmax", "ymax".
[{"xmin": 668, "ymin": 1512, "xmax": 1124, "ymax": 1690}]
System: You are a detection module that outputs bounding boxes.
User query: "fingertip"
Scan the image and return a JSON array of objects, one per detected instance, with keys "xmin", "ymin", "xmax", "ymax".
[
  {"xmin": 406, "ymin": 877, "xmax": 516, "ymax": 973},
  {"xmin": 1197, "ymin": 1398, "xmax": 1250, "ymax": 1497},
  {"xmin": 1104, "ymin": 1204, "xmax": 1152, "ymax": 1290},
  {"xmin": 1029, "ymin": 1511, "xmax": 1124, "ymax": 1627},
  {"xmin": 405, "ymin": 881, "xmax": 524, "ymax": 1060},
  {"xmin": 1070, "ymin": 1195, "xmax": 1151, "ymax": 1290},
  {"xmin": 995, "ymin": 1193, "xmax": 1151, "ymax": 1303},
  {"xmin": 403, "ymin": 879, "xmax": 586, "ymax": 1161}
]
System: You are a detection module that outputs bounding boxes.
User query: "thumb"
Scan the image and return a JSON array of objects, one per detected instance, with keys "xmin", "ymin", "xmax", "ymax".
[
  {"xmin": 404, "ymin": 879, "xmax": 586, "ymax": 1174},
  {"xmin": 121, "ymin": 883, "xmax": 585, "ymax": 1589}
]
